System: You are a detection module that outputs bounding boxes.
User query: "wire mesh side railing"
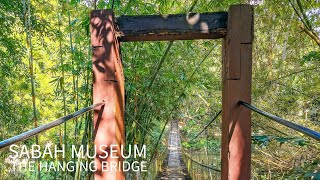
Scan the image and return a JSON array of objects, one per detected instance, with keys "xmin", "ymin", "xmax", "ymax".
[
  {"xmin": 182, "ymin": 151, "xmax": 221, "ymax": 180},
  {"xmin": 143, "ymin": 147, "xmax": 168, "ymax": 180}
]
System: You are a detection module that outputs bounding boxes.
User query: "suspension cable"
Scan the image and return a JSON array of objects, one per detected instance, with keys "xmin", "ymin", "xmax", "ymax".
[
  {"xmin": 149, "ymin": 147, "xmax": 167, "ymax": 164},
  {"xmin": 183, "ymin": 152, "xmax": 221, "ymax": 172},
  {"xmin": 125, "ymin": 110, "xmax": 155, "ymax": 138},
  {"xmin": 148, "ymin": 43, "xmax": 218, "ymax": 165},
  {"xmin": 0, "ymin": 102, "xmax": 105, "ymax": 149},
  {"xmin": 240, "ymin": 101, "xmax": 320, "ymax": 141},
  {"xmin": 191, "ymin": 110, "xmax": 221, "ymax": 141}
]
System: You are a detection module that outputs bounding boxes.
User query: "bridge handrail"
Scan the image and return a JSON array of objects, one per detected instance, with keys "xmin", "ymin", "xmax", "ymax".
[
  {"xmin": 240, "ymin": 101, "xmax": 320, "ymax": 141},
  {"xmin": 0, "ymin": 102, "xmax": 105, "ymax": 149},
  {"xmin": 191, "ymin": 110, "xmax": 221, "ymax": 141},
  {"xmin": 149, "ymin": 147, "xmax": 167, "ymax": 164},
  {"xmin": 182, "ymin": 151, "xmax": 221, "ymax": 172}
]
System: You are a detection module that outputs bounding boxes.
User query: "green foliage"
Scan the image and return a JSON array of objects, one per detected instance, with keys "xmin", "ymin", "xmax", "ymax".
[
  {"xmin": 301, "ymin": 51, "xmax": 320, "ymax": 64},
  {"xmin": 252, "ymin": 135, "xmax": 309, "ymax": 147},
  {"xmin": 304, "ymin": 172, "xmax": 320, "ymax": 179}
]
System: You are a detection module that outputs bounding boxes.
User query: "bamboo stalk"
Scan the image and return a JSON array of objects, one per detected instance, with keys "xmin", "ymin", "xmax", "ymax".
[{"xmin": 23, "ymin": 0, "xmax": 41, "ymax": 179}]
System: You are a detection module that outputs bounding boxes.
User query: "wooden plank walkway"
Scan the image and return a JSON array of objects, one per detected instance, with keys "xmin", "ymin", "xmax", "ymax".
[{"xmin": 156, "ymin": 121, "xmax": 191, "ymax": 180}]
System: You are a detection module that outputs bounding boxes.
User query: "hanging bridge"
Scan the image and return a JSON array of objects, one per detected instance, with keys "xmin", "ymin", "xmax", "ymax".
[
  {"xmin": 0, "ymin": 4, "xmax": 320, "ymax": 180},
  {"xmin": 0, "ymin": 99, "xmax": 319, "ymax": 179}
]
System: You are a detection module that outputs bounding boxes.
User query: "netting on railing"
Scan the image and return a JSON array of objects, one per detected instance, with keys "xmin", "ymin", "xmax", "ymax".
[
  {"xmin": 182, "ymin": 152, "xmax": 221, "ymax": 180},
  {"xmin": 142, "ymin": 147, "xmax": 168, "ymax": 180}
]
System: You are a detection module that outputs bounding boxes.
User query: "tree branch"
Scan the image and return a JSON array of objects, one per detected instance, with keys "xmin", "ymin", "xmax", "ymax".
[
  {"xmin": 300, "ymin": 24, "xmax": 320, "ymax": 47},
  {"xmin": 289, "ymin": 0, "xmax": 320, "ymax": 47}
]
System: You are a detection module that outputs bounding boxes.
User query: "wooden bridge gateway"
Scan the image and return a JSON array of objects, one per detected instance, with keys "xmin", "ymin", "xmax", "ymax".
[
  {"xmin": 90, "ymin": 4, "xmax": 253, "ymax": 179},
  {"xmin": 0, "ymin": 3, "xmax": 320, "ymax": 180}
]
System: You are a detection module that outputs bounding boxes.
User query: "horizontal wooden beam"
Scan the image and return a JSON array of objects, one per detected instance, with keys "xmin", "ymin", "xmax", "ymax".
[{"xmin": 115, "ymin": 12, "xmax": 228, "ymax": 42}]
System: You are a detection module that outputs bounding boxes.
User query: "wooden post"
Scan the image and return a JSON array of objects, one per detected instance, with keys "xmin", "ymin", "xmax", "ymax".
[
  {"xmin": 221, "ymin": 4, "xmax": 253, "ymax": 180},
  {"xmin": 90, "ymin": 10, "xmax": 125, "ymax": 180}
]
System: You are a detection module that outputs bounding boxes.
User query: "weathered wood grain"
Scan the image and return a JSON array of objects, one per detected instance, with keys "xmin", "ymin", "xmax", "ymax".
[
  {"xmin": 221, "ymin": 4, "xmax": 253, "ymax": 180},
  {"xmin": 115, "ymin": 12, "xmax": 228, "ymax": 41}
]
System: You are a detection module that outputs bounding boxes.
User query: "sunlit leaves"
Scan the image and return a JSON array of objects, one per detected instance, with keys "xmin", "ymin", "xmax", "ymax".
[{"xmin": 252, "ymin": 135, "xmax": 309, "ymax": 147}]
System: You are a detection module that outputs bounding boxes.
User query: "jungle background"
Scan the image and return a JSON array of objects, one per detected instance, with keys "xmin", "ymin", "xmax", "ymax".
[{"xmin": 0, "ymin": 0, "xmax": 319, "ymax": 179}]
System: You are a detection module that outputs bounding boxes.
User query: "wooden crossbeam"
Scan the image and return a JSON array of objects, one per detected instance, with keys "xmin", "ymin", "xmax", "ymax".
[{"xmin": 115, "ymin": 12, "xmax": 228, "ymax": 41}]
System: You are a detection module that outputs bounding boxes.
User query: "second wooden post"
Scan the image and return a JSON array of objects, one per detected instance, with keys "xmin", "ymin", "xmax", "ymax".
[{"xmin": 221, "ymin": 4, "xmax": 253, "ymax": 180}]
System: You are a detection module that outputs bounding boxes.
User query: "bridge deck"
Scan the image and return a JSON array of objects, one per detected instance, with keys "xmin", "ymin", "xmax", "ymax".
[{"xmin": 157, "ymin": 121, "xmax": 191, "ymax": 180}]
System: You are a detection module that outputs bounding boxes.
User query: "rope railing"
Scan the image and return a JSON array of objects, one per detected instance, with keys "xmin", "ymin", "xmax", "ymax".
[
  {"xmin": 181, "ymin": 151, "xmax": 220, "ymax": 180},
  {"xmin": 0, "ymin": 101, "xmax": 105, "ymax": 149},
  {"xmin": 125, "ymin": 109, "xmax": 155, "ymax": 138},
  {"xmin": 149, "ymin": 147, "xmax": 167, "ymax": 164},
  {"xmin": 240, "ymin": 101, "xmax": 320, "ymax": 141},
  {"xmin": 182, "ymin": 152, "xmax": 221, "ymax": 172},
  {"xmin": 144, "ymin": 147, "xmax": 168, "ymax": 179},
  {"xmin": 191, "ymin": 110, "xmax": 221, "ymax": 141}
]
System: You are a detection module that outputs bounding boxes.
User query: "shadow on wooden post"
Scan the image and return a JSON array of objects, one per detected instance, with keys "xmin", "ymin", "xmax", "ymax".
[
  {"xmin": 221, "ymin": 4, "xmax": 253, "ymax": 180},
  {"xmin": 90, "ymin": 9, "xmax": 125, "ymax": 180}
]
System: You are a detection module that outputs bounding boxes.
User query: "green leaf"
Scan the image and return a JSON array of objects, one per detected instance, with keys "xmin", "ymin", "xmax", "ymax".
[
  {"xmin": 301, "ymin": 51, "xmax": 320, "ymax": 64},
  {"xmin": 304, "ymin": 171, "xmax": 320, "ymax": 179}
]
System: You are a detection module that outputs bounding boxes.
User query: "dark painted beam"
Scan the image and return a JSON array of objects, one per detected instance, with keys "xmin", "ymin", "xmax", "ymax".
[{"xmin": 115, "ymin": 12, "xmax": 228, "ymax": 41}]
